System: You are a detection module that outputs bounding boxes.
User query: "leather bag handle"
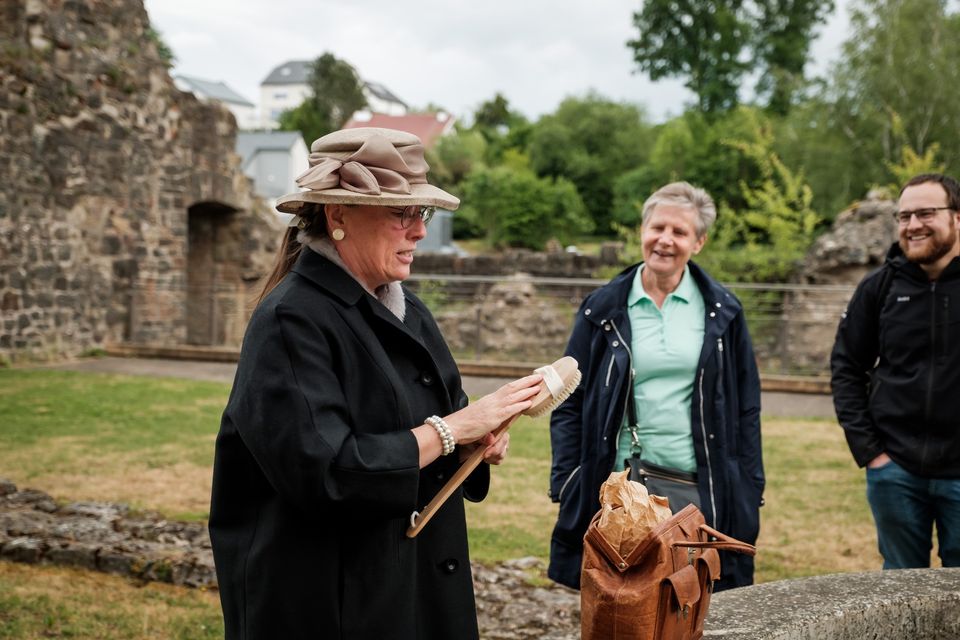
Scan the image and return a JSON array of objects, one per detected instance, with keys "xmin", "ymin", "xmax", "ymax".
[{"xmin": 672, "ymin": 523, "xmax": 756, "ymax": 556}]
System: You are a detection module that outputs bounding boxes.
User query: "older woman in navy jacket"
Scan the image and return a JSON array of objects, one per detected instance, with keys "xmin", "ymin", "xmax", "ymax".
[
  {"xmin": 548, "ymin": 182, "xmax": 764, "ymax": 591},
  {"xmin": 209, "ymin": 128, "xmax": 543, "ymax": 639}
]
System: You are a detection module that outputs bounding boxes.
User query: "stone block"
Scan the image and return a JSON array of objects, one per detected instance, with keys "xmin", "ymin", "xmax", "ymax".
[
  {"xmin": 45, "ymin": 542, "xmax": 98, "ymax": 570},
  {"xmin": 97, "ymin": 548, "xmax": 136, "ymax": 576},
  {"xmin": 1, "ymin": 292, "xmax": 18, "ymax": 311},
  {"xmin": 0, "ymin": 479, "xmax": 17, "ymax": 496},
  {"xmin": 1, "ymin": 537, "xmax": 45, "ymax": 563},
  {"xmin": 59, "ymin": 501, "xmax": 128, "ymax": 521}
]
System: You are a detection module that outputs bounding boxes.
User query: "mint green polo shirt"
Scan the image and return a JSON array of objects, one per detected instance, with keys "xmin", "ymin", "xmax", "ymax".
[{"xmin": 616, "ymin": 264, "xmax": 704, "ymax": 473}]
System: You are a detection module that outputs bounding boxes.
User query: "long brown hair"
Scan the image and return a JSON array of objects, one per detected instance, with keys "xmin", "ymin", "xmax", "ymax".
[{"xmin": 255, "ymin": 205, "xmax": 326, "ymax": 306}]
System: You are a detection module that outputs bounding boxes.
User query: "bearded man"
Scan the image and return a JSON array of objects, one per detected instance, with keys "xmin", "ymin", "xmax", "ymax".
[{"xmin": 831, "ymin": 173, "xmax": 960, "ymax": 569}]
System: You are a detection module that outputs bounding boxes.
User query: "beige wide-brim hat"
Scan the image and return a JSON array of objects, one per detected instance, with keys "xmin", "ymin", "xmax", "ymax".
[{"xmin": 275, "ymin": 127, "xmax": 459, "ymax": 214}]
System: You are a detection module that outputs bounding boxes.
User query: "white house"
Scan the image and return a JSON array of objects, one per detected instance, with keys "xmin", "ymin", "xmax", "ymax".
[
  {"xmin": 174, "ymin": 75, "xmax": 259, "ymax": 130},
  {"xmin": 235, "ymin": 131, "xmax": 310, "ymax": 207},
  {"xmin": 259, "ymin": 59, "xmax": 408, "ymax": 130}
]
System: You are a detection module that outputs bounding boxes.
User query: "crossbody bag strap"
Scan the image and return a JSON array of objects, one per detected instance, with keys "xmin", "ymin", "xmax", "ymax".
[
  {"xmin": 625, "ymin": 365, "xmax": 641, "ymax": 456},
  {"xmin": 672, "ymin": 524, "xmax": 756, "ymax": 556}
]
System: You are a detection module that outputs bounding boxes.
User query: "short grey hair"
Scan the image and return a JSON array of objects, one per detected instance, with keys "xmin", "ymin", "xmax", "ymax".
[{"xmin": 640, "ymin": 182, "xmax": 717, "ymax": 238}]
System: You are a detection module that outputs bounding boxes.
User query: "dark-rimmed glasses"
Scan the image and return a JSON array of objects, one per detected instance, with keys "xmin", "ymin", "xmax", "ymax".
[
  {"xmin": 894, "ymin": 207, "xmax": 953, "ymax": 225},
  {"xmin": 389, "ymin": 205, "xmax": 436, "ymax": 228}
]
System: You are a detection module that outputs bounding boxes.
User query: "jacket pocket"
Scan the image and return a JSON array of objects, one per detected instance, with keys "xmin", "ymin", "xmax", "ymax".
[
  {"xmin": 557, "ymin": 465, "xmax": 581, "ymax": 504},
  {"xmin": 552, "ymin": 467, "xmax": 584, "ymax": 546}
]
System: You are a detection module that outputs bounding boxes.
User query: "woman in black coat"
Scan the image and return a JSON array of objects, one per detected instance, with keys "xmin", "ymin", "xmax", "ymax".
[{"xmin": 209, "ymin": 127, "xmax": 543, "ymax": 639}]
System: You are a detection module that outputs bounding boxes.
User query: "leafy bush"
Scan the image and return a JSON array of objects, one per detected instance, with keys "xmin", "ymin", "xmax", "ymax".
[{"xmin": 459, "ymin": 167, "xmax": 593, "ymax": 250}]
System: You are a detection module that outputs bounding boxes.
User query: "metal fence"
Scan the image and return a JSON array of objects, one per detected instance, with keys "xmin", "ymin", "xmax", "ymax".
[
  {"xmin": 404, "ymin": 274, "xmax": 856, "ymax": 377},
  {"xmin": 123, "ymin": 273, "xmax": 857, "ymax": 377}
]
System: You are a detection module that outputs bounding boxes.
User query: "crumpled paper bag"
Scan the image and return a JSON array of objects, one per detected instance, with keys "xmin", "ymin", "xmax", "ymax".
[{"xmin": 597, "ymin": 470, "xmax": 672, "ymax": 558}]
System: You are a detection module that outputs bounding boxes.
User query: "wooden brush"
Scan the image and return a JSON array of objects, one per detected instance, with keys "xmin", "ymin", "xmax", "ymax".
[{"xmin": 406, "ymin": 356, "xmax": 581, "ymax": 538}]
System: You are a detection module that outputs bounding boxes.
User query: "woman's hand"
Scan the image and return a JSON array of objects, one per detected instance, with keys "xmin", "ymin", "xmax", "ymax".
[
  {"xmin": 444, "ymin": 374, "xmax": 542, "ymax": 445},
  {"xmin": 459, "ymin": 431, "xmax": 510, "ymax": 465}
]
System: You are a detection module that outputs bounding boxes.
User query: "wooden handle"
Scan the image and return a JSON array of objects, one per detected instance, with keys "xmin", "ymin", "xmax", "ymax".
[{"xmin": 406, "ymin": 418, "xmax": 511, "ymax": 538}]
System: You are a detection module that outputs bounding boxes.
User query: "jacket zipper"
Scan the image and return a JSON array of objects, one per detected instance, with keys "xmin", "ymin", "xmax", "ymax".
[
  {"xmin": 610, "ymin": 320, "xmax": 634, "ymax": 470},
  {"xmin": 925, "ymin": 281, "xmax": 936, "ymax": 423},
  {"xmin": 922, "ymin": 281, "xmax": 937, "ymax": 472},
  {"xmin": 557, "ymin": 465, "xmax": 581, "ymax": 502},
  {"xmin": 604, "ymin": 354, "xmax": 615, "ymax": 388},
  {"xmin": 641, "ymin": 468, "xmax": 698, "ymax": 486},
  {"xmin": 698, "ymin": 368, "xmax": 718, "ymax": 526}
]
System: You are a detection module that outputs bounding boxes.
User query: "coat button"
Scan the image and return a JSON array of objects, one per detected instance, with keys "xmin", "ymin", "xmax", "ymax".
[
  {"xmin": 709, "ymin": 312, "xmax": 716, "ymax": 318},
  {"xmin": 440, "ymin": 558, "xmax": 459, "ymax": 574},
  {"xmin": 435, "ymin": 471, "xmax": 446, "ymax": 482},
  {"xmin": 604, "ymin": 324, "xmax": 611, "ymax": 331},
  {"xmin": 612, "ymin": 340, "xmax": 619, "ymax": 347},
  {"xmin": 420, "ymin": 372, "xmax": 434, "ymax": 385},
  {"xmin": 585, "ymin": 309, "xmax": 592, "ymax": 316}
]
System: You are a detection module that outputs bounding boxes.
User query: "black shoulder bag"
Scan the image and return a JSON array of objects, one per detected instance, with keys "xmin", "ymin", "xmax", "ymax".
[{"xmin": 623, "ymin": 370, "xmax": 701, "ymax": 513}]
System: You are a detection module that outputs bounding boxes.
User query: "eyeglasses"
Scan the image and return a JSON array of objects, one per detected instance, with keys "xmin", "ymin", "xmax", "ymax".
[
  {"xmin": 894, "ymin": 207, "xmax": 954, "ymax": 225},
  {"xmin": 389, "ymin": 205, "xmax": 436, "ymax": 229}
]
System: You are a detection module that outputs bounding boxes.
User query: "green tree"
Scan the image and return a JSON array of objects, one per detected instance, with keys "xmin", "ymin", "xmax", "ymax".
[
  {"xmin": 628, "ymin": 0, "xmax": 751, "ymax": 114},
  {"xmin": 839, "ymin": 0, "xmax": 960, "ymax": 158},
  {"xmin": 527, "ymin": 95, "xmax": 654, "ymax": 233},
  {"xmin": 470, "ymin": 93, "xmax": 531, "ymax": 166},
  {"xmin": 882, "ymin": 121, "xmax": 946, "ymax": 196},
  {"xmin": 775, "ymin": 0, "xmax": 960, "ymax": 218},
  {"xmin": 425, "ymin": 128, "xmax": 488, "ymax": 191},
  {"xmin": 474, "ymin": 93, "xmax": 513, "ymax": 131},
  {"xmin": 752, "ymin": 0, "xmax": 835, "ymax": 114},
  {"xmin": 612, "ymin": 107, "xmax": 777, "ymax": 227},
  {"xmin": 459, "ymin": 167, "xmax": 593, "ymax": 250},
  {"xmin": 278, "ymin": 53, "xmax": 367, "ymax": 145},
  {"xmin": 701, "ymin": 114, "xmax": 822, "ymax": 282}
]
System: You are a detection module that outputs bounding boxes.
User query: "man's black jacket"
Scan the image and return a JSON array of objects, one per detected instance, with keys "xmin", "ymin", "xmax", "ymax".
[{"xmin": 831, "ymin": 243, "xmax": 960, "ymax": 478}]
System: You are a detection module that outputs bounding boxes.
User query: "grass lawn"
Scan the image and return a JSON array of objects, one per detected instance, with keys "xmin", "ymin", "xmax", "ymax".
[
  {"xmin": 0, "ymin": 367, "xmax": 886, "ymax": 637},
  {"xmin": 0, "ymin": 562, "xmax": 223, "ymax": 639}
]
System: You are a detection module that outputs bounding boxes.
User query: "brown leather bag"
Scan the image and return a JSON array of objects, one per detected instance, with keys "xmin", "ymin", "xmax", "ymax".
[{"xmin": 580, "ymin": 504, "xmax": 756, "ymax": 640}]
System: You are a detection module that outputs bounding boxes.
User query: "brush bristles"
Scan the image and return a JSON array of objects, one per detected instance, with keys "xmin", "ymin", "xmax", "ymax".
[{"xmin": 526, "ymin": 368, "xmax": 581, "ymax": 418}]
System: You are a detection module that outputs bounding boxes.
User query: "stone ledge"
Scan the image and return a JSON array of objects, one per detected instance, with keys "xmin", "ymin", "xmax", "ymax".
[{"xmin": 705, "ymin": 568, "xmax": 960, "ymax": 639}]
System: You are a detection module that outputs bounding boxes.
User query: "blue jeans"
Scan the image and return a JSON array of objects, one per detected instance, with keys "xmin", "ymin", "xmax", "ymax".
[{"xmin": 866, "ymin": 459, "xmax": 960, "ymax": 569}]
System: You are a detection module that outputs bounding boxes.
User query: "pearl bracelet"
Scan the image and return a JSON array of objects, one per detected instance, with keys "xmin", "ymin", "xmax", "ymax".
[{"xmin": 426, "ymin": 415, "xmax": 456, "ymax": 456}]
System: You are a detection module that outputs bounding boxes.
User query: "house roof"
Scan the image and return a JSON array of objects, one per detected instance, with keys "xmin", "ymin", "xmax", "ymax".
[
  {"xmin": 261, "ymin": 60, "xmax": 313, "ymax": 85},
  {"xmin": 363, "ymin": 81, "xmax": 408, "ymax": 108},
  {"xmin": 175, "ymin": 75, "xmax": 254, "ymax": 107},
  {"xmin": 343, "ymin": 112, "xmax": 456, "ymax": 148},
  {"xmin": 236, "ymin": 131, "xmax": 304, "ymax": 162},
  {"xmin": 261, "ymin": 62, "xmax": 406, "ymax": 107}
]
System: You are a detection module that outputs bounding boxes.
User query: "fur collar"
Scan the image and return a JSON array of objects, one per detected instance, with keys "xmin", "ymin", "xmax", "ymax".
[{"xmin": 298, "ymin": 233, "xmax": 406, "ymax": 321}]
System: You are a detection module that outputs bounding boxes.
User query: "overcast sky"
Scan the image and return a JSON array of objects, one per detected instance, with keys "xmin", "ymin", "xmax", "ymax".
[{"xmin": 144, "ymin": 0, "xmax": 851, "ymax": 124}]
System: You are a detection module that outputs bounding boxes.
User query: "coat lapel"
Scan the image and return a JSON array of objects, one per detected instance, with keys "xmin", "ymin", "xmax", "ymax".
[{"xmin": 291, "ymin": 247, "xmax": 452, "ymax": 415}]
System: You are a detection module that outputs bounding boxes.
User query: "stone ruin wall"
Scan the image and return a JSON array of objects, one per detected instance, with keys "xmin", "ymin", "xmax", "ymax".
[
  {"xmin": 0, "ymin": 0, "xmax": 282, "ymax": 364},
  {"xmin": 779, "ymin": 195, "xmax": 898, "ymax": 373}
]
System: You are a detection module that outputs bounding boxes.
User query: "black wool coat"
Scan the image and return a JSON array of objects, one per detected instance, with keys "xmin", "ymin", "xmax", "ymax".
[{"xmin": 209, "ymin": 247, "xmax": 489, "ymax": 640}]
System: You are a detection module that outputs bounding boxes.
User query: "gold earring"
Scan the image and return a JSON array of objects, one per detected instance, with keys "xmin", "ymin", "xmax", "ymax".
[{"xmin": 331, "ymin": 228, "xmax": 345, "ymax": 241}]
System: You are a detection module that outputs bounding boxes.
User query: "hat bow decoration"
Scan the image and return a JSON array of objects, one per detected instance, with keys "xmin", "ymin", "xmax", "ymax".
[{"xmin": 295, "ymin": 134, "xmax": 429, "ymax": 197}]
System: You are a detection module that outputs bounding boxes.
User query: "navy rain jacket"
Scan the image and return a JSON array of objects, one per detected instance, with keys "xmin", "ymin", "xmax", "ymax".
[{"xmin": 548, "ymin": 261, "xmax": 764, "ymax": 591}]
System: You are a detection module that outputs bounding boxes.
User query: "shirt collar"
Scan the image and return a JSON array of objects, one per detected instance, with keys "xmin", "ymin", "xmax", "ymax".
[{"xmin": 628, "ymin": 264, "xmax": 695, "ymax": 307}]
